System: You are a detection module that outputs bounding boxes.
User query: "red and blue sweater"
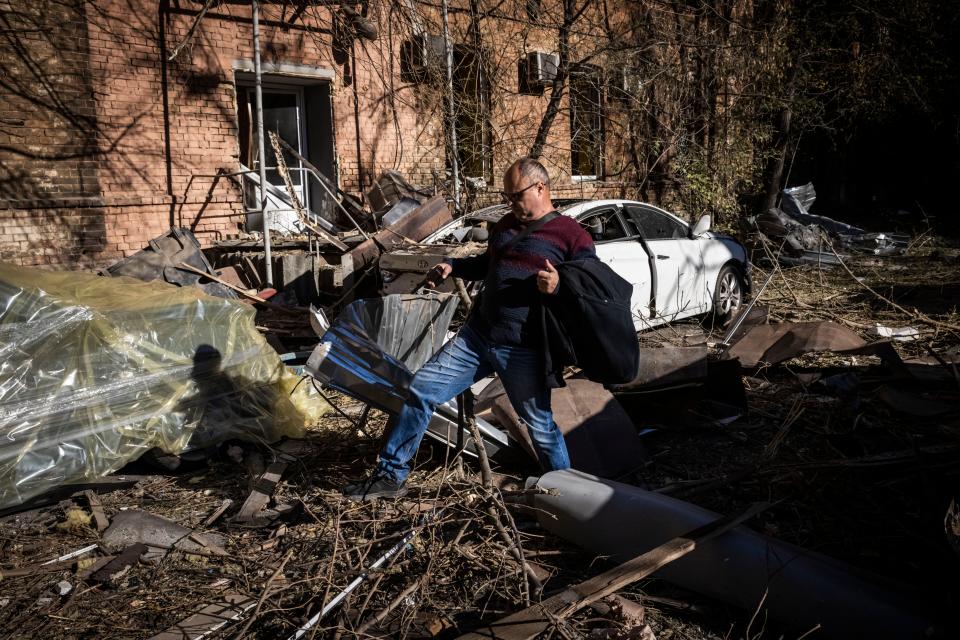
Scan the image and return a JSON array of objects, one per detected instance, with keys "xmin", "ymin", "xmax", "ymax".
[{"xmin": 447, "ymin": 212, "xmax": 597, "ymax": 347}]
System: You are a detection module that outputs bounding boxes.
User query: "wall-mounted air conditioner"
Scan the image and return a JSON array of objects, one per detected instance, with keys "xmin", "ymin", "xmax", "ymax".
[
  {"xmin": 400, "ymin": 34, "xmax": 446, "ymax": 83},
  {"xmin": 518, "ymin": 51, "xmax": 559, "ymax": 95}
]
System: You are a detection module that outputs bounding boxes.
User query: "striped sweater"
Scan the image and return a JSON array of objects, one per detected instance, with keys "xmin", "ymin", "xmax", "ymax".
[{"xmin": 447, "ymin": 212, "xmax": 597, "ymax": 347}]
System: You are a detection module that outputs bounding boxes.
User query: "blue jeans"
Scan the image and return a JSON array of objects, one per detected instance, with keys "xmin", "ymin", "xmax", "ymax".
[{"xmin": 376, "ymin": 322, "xmax": 570, "ymax": 484}]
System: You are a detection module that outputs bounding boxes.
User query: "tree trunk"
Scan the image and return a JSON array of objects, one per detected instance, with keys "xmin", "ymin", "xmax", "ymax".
[
  {"xmin": 529, "ymin": 0, "xmax": 581, "ymax": 158},
  {"xmin": 759, "ymin": 65, "xmax": 798, "ymax": 213}
]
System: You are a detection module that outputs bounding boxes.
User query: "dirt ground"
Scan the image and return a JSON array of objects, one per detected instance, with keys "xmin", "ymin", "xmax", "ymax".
[{"xmin": 1, "ymin": 237, "xmax": 958, "ymax": 640}]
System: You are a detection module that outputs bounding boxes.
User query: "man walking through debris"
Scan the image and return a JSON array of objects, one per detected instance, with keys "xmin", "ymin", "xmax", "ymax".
[{"xmin": 343, "ymin": 157, "xmax": 598, "ymax": 500}]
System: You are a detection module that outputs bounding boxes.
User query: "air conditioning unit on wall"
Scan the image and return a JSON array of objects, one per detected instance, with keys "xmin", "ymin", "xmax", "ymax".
[
  {"xmin": 518, "ymin": 51, "xmax": 559, "ymax": 95},
  {"xmin": 400, "ymin": 34, "xmax": 446, "ymax": 83}
]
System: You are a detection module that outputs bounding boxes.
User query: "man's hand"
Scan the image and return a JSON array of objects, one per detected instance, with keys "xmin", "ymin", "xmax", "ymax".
[
  {"xmin": 537, "ymin": 259, "xmax": 559, "ymax": 294},
  {"xmin": 425, "ymin": 262, "xmax": 453, "ymax": 289}
]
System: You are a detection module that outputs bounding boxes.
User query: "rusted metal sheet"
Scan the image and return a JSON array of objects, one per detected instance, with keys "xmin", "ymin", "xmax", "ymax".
[
  {"xmin": 726, "ymin": 321, "xmax": 866, "ymax": 368},
  {"xmin": 727, "ymin": 321, "xmax": 908, "ymax": 370},
  {"xmin": 611, "ymin": 345, "xmax": 709, "ymax": 390},
  {"xmin": 492, "ymin": 378, "xmax": 645, "ymax": 478},
  {"xmin": 344, "ymin": 195, "xmax": 452, "ymax": 275}
]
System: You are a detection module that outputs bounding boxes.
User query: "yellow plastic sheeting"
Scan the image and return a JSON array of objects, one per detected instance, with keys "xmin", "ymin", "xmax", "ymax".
[{"xmin": 0, "ymin": 263, "xmax": 327, "ymax": 509}]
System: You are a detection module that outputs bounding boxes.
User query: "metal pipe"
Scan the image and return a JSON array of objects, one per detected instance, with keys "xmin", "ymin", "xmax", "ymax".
[
  {"xmin": 287, "ymin": 509, "xmax": 442, "ymax": 640},
  {"xmin": 441, "ymin": 0, "xmax": 460, "ymax": 210},
  {"xmin": 719, "ymin": 266, "xmax": 775, "ymax": 348},
  {"xmin": 252, "ymin": 0, "xmax": 274, "ymax": 286},
  {"xmin": 529, "ymin": 469, "xmax": 934, "ymax": 639},
  {"xmin": 351, "ymin": 40, "xmax": 364, "ymax": 198}
]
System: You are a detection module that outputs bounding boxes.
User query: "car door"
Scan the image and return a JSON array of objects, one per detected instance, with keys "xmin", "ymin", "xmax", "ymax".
[
  {"xmin": 624, "ymin": 204, "xmax": 707, "ymax": 322},
  {"xmin": 576, "ymin": 206, "xmax": 653, "ymax": 330}
]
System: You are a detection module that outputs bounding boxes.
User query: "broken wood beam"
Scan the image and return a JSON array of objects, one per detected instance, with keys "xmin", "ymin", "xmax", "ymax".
[
  {"xmin": 202, "ymin": 498, "xmax": 233, "ymax": 528},
  {"xmin": 176, "ymin": 262, "xmax": 268, "ymax": 303},
  {"xmin": 275, "ymin": 135, "xmax": 368, "ymax": 238},
  {"xmin": 83, "ymin": 489, "xmax": 109, "ymax": 532},
  {"xmin": 457, "ymin": 503, "xmax": 767, "ymax": 640},
  {"xmin": 234, "ymin": 462, "xmax": 287, "ymax": 523},
  {"xmin": 268, "ymin": 131, "xmax": 350, "ymax": 251},
  {"xmin": 89, "ymin": 543, "xmax": 147, "ymax": 585}
]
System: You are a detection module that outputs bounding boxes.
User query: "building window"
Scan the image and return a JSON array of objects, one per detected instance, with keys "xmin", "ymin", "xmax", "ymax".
[
  {"xmin": 569, "ymin": 70, "xmax": 604, "ymax": 179},
  {"xmin": 452, "ymin": 47, "xmax": 492, "ymax": 181}
]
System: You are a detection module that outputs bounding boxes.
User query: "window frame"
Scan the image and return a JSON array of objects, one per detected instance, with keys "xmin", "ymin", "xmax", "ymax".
[
  {"xmin": 569, "ymin": 67, "xmax": 605, "ymax": 180},
  {"xmin": 452, "ymin": 45, "xmax": 494, "ymax": 182},
  {"xmin": 576, "ymin": 206, "xmax": 632, "ymax": 244},
  {"xmin": 623, "ymin": 203, "xmax": 690, "ymax": 241},
  {"xmin": 237, "ymin": 83, "xmax": 309, "ymax": 209}
]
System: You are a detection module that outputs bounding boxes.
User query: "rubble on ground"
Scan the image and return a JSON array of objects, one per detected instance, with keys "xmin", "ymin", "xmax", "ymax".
[
  {"xmin": 748, "ymin": 183, "xmax": 911, "ymax": 266},
  {"xmin": 1, "ymin": 204, "xmax": 959, "ymax": 639}
]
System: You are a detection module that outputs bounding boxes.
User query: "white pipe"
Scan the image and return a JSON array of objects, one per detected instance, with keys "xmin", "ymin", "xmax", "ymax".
[
  {"xmin": 441, "ymin": 0, "xmax": 460, "ymax": 211},
  {"xmin": 287, "ymin": 527, "xmax": 418, "ymax": 639},
  {"xmin": 529, "ymin": 469, "xmax": 934, "ymax": 639},
  {"xmin": 252, "ymin": 0, "xmax": 273, "ymax": 286}
]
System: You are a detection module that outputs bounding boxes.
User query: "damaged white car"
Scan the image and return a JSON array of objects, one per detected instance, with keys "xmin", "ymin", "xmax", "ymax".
[{"xmin": 412, "ymin": 199, "xmax": 751, "ymax": 328}]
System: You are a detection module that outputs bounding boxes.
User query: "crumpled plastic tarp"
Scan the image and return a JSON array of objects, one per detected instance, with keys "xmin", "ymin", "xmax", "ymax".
[
  {"xmin": 0, "ymin": 263, "xmax": 328, "ymax": 509},
  {"xmin": 306, "ymin": 294, "xmax": 459, "ymax": 413}
]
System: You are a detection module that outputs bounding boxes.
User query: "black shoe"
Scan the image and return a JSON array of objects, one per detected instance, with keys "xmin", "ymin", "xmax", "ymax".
[{"xmin": 342, "ymin": 472, "xmax": 407, "ymax": 502}]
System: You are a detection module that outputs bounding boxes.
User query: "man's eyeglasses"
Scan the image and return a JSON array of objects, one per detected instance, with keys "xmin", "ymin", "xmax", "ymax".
[{"xmin": 500, "ymin": 182, "xmax": 540, "ymax": 202}]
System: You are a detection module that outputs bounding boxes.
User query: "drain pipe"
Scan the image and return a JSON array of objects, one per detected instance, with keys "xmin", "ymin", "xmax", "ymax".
[
  {"xmin": 252, "ymin": 0, "xmax": 273, "ymax": 286},
  {"xmin": 441, "ymin": 0, "xmax": 460, "ymax": 211}
]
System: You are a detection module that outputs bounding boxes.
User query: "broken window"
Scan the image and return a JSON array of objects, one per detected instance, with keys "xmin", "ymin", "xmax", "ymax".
[
  {"xmin": 625, "ymin": 204, "xmax": 687, "ymax": 240},
  {"xmin": 579, "ymin": 208, "xmax": 628, "ymax": 243},
  {"xmin": 570, "ymin": 69, "xmax": 604, "ymax": 179},
  {"xmin": 235, "ymin": 75, "xmax": 336, "ymax": 228},
  {"xmin": 452, "ymin": 47, "xmax": 493, "ymax": 181}
]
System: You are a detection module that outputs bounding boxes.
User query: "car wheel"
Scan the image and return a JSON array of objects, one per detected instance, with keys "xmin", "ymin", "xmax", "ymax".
[{"xmin": 713, "ymin": 264, "xmax": 744, "ymax": 323}]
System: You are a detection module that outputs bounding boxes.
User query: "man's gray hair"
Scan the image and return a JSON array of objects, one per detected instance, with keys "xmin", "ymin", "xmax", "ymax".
[{"xmin": 514, "ymin": 156, "xmax": 551, "ymax": 188}]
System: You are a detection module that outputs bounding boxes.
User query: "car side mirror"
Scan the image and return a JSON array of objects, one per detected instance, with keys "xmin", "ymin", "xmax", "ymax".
[{"xmin": 691, "ymin": 214, "xmax": 711, "ymax": 237}]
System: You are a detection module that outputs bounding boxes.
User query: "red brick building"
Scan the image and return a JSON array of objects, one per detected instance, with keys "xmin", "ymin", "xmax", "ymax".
[{"xmin": 1, "ymin": 0, "xmax": 648, "ymax": 269}]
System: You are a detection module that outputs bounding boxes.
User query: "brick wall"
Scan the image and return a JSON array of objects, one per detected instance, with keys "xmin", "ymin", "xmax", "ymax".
[{"xmin": 0, "ymin": 0, "xmax": 645, "ymax": 270}]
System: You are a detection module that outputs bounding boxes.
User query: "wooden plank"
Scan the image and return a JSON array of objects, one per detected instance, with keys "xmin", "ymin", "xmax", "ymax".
[
  {"xmin": 234, "ymin": 462, "xmax": 287, "ymax": 523},
  {"xmin": 202, "ymin": 498, "xmax": 233, "ymax": 528},
  {"xmin": 77, "ymin": 555, "xmax": 116, "ymax": 580},
  {"xmin": 268, "ymin": 131, "xmax": 350, "ymax": 251},
  {"xmin": 176, "ymin": 262, "xmax": 268, "ymax": 303},
  {"xmin": 297, "ymin": 212, "xmax": 350, "ymax": 251},
  {"xmin": 378, "ymin": 244, "xmax": 483, "ymax": 273},
  {"xmin": 89, "ymin": 543, "xmax": 147, "ymax": 584},
  {"xmin": 83, "ymin": 490, "xmax": 109, "ymax": 532},
  {"xmin": 272, "ymin": 438, "xmax": 318, "ymax": 463},
  {"xmin": 146, "ymin": 593, "xmax": 257, "ymax": 640},
  {"xmin": 457, "ymin": 503, "xmax": 767, "ymax": 640},
  {"xmin": 275, "ymin": 134, "xmax": 368, "ymax": 234},
  {"xmin": 0, "ymin": 476, "xmax": 142, "ymax": 520}
]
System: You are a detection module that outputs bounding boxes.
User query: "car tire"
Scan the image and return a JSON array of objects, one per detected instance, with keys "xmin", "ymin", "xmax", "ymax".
[{"xmin": 712, "ymin": 264, "xmax": 745, "ymax": 324}]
